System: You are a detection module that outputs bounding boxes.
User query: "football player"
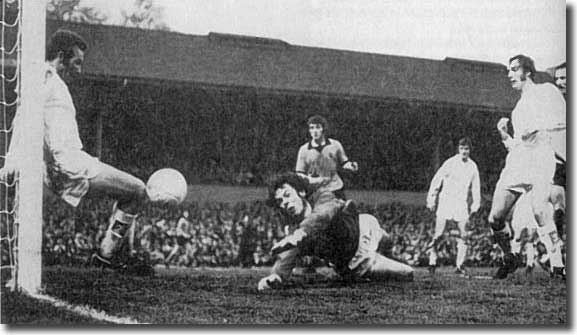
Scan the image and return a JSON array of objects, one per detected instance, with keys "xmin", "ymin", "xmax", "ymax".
[
  {"xmin": 489, "ymin": 55, "xmax": 565, "ymax": 279},
  {"xmin": 426, "ymin": 137, "xmax": 481, "ymax": 276},
  {"xmin": 295, "ymin": 115, "xmax": 358, "ymax": 200},
  {"xmin": 0, "ymin": 29, "xmax": 153, "ymax": 274},
  {"xmin": 257, "ymin": 172, "xmax": 413, "ymax": 291}
]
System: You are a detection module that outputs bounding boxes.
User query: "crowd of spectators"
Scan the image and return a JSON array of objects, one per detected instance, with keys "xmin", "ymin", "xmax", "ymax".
[{"xmin": 31, "ymin": 195, "xmax": 507, "ymax": 269}]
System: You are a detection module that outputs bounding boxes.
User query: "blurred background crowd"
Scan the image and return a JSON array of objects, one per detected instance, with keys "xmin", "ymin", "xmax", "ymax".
[{"xmin": 35, "ymin": 195, "xmax": 504, "ymax": 269}]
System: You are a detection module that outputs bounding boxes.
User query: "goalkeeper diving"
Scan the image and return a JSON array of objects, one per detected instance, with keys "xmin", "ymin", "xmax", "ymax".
[{"xmin": 258, "ymin": 173, "xmax": 414, "ymax": 291}]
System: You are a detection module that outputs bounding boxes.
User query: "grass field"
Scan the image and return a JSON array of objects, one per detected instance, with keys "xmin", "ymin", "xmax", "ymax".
[{"xmin": 1, "ymin": 265, "xmax": 567, "ymax": 325}]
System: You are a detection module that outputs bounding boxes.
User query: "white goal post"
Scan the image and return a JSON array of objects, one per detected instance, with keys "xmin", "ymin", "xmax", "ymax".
[{"xmin": 7, "ymin": 0, "xmax": 45, "ymax": 294}]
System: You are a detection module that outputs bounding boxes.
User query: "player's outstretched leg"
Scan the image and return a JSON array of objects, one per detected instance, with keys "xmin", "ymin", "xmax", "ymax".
[
  {"xmin": 87, "ymin": 162, "xmax": 150, "ymax": 274},
  {"xmin": 365, "ymin": 254, "xmax": 414, "ymax": 282}
]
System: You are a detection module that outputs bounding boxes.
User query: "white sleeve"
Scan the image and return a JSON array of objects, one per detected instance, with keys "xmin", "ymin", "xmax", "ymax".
[
  {"xmin": 471, "ymin": 164, "xmax": 481, "ymax": 210},
  {"xmin": 427, "ymin": 160, "xmax": 448, "ymax": 208}
]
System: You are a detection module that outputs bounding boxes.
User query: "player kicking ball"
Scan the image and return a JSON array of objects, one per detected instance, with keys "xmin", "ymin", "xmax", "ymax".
[
  {"xmin": 257, "ymin": 173, "xmax": 414, "ymax": 291},
  {"xmin": 0, "ymin": 29, "xmax": 186, "ymax": 275}
]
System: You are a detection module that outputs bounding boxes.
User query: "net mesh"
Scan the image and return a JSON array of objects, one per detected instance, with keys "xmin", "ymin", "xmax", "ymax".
[{"xmin": 1, "ymin": 0, "xmax": 21, "ymax": 290}]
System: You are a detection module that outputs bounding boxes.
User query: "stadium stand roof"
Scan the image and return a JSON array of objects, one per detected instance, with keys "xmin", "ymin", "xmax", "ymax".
[{"xmin": 34, "ymin": 20, "xmax": 550, "ymax": 110}]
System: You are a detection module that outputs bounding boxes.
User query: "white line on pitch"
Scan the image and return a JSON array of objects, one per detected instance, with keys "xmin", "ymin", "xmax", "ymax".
[{"xmin": 27, "ymin": 292, "xmax": 145, "ymax": 324}]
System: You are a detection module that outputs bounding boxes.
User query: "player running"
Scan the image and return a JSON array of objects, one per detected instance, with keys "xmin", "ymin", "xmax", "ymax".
[
  {"xmin": 0, "ymin": 29, "xmax": 156, "ymax": 274},
  {"xmin": 295, "ymin": 115, "xmax": 358, "ymax": 199},
  {"xmin": 489, "ymin": 55, "xmax": 565, "ymax": 279},
  {"xmin": 257, "ymin": 172, "xmax": 414, "ymax": 291},
  {"xmin": 426, "ymin": 137, "xmax": 481, "ymax": 276}
]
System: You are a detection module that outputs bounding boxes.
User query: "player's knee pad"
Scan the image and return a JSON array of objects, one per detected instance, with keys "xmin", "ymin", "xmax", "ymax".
[{"xmin": 108, "ymin": 202, "xmax": 138, "ymax": 238}]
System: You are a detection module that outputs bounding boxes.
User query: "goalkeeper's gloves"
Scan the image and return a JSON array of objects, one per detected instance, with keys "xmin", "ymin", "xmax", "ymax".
[
  {"xmin": 271, "ymin": 229, "xmax": 307, "ymax": 255},
  {"xmin": 257, "ymin": 274, "xmax": 282, "ymax": 291}
]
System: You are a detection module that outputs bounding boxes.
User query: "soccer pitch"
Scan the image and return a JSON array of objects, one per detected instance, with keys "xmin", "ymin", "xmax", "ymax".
[{"xmin": 1, "ymin": 265, "xmax": 567, "ymax": 325}]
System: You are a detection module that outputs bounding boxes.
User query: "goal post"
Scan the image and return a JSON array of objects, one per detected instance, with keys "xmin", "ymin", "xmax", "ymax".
[{"xmin": 0, "ymin": 0, "xmax": 45, "ymax": 294}]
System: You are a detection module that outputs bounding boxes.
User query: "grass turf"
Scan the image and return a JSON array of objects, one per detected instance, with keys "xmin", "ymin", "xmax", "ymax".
[{"xmin": 1, "ymin": 265, "xmax": 566, "ymax": 325}]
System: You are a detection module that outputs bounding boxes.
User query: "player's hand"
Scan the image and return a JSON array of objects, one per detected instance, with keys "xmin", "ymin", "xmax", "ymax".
[
  {"xmin": 497, "ymin": 117, "xmax": 509, "ymax": 134},
  {"xmin": 0, "ymin": 162, "xmax": 18, "ymax": 183},
  {"xmin": 343, "ymin": 161, "xmax": 359, "ymax": 172},
  {"xmin": 258, "ymin": 274, "xmax": 282, "ymax": 291},
  {"xmin": 271, "ymin": 229, "xmax": 307, "ymax": 255}
]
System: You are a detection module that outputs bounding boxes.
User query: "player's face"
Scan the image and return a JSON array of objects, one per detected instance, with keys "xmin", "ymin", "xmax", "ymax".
[
  {"xmin": 555, "ymin": 67, "xmax": 566, "ymax": 94},
  {"xmin": 308, "ymin": 123, "xmax": 324, "ymax": 141},
  {"xmin": 458, "ymin": 145, "xmax": 470, "ymax": 161},
  {"xmin": 62, "ymin": 46, "xmax": 84, "ymax": 82},
  {"xmin": 508, "ymin": 59, "xmax": 527, "ymax": 91},
  {"xmin": 274, "ymin": 183, "xmax": 306, "ymax": 217}
]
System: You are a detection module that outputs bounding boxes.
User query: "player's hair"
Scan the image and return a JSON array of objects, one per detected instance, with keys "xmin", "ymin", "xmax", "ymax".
[
  {"xmin": 46, "ymin": 29, "xmax": 88, "ymax": 63},
  {"xmin": 458, "ymin": 137, "xmax": 472, "ymax": 149},
  {"xmin": 307, "ymin": 115, "xmax": 329, "ymax": 133},
  {"xmin": 509, "ymin": 54, "xmax": 536, "ymax": 80},
  {"xmin": 266, "ymin": 172, "xmax": 313, "ymax": 208},
  {"xmin": 554, "ymin": 62, "xmax": 566, "ymax": 71}
]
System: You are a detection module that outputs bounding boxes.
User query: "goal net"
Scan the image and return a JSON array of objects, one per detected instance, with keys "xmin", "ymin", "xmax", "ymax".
[{"xmin": 1, "ymin": 0, "xmax": 45, "ymax": 294}]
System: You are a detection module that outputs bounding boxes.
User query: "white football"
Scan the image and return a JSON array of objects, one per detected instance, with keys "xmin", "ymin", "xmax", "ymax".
[{"xmin": 146, "ymin": 168, "xmax": 188, "ymax": 205}]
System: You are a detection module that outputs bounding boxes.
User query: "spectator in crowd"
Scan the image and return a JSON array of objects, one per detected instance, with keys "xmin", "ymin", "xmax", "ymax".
[{"xmin": 37, "ymin": 185, "xmax": 508, "ymax": 271}]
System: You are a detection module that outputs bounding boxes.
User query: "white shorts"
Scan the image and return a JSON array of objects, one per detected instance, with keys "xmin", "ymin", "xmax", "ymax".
[
  {"xmin": 348, "ymin": 213, "xmax": 384, "ymax": 277},
  {"xmin": 436, "ymin": 197, "xmax": 469, "ymax": 222},
  {"xmin": 45, "ymin": 150, "xmax": 103, "ymax": 207},
  {"xmin": 495, "ymin": 143, "xmax": 555, "ymax": 194}
]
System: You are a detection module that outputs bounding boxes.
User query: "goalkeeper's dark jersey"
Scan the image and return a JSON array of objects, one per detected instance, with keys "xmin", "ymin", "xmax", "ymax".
[{"xmin": 272, "ymin": 191, "xmax": 360, "ymax": 278}]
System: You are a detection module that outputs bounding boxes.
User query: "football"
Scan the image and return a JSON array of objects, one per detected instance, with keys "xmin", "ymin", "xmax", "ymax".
[{"xmin": 146, "ymin": 168, "xmax": 188, "ymax": 205}]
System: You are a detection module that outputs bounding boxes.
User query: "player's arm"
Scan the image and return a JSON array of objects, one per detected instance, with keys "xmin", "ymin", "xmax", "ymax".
[
  {"xmin": 470, "ymin": 165, "xmax": 481, "ymax": 214},
  {"xmin": 258, "ymin": 248, "xmax": 300, "ymax": 291},
  {"xmin": 0, "ymin": 111, "xmax": 24, "ymax": 181},
  {"xmin": 497, "ymin": 117, "xmax": 518, "ymax": 151},
  {"xmin": 334, "ymin": 140, "xmax": 358, "ymax": 172},
  {"xmin": 1, "ymin": 68, "xmax": 55, "ymax": 181},
  {"xmin": 426, "ymin": 161, "xmax": 447, "ymax": 211}
]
